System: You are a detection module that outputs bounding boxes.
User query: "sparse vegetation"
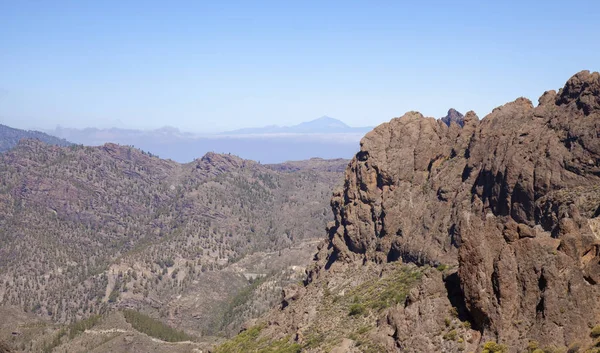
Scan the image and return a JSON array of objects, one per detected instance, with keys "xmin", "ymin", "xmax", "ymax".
[
  {"xmin": 218, "ymin": 275, "xmax": 268, "ymax": 330},
  {"xmin": 347, "ymin": 265, "xmax": 422, "ymax": 313},
  {"xmin": 123, "ymin": 309, "xmax": 193, "ymax": 342},
  {"xmin": 213, "ymin": 325, "xmax": 301, "ymax": 353},
  {"xmin": 0, "ymin": 140, "xmax": 344, "ymax": 339},
  {"xmin": 216, "ymin": 264, "xmax": 425, "ymax": 352},
  {"xmin": 68, "ymin": 314, "xmax": 102, "ymax": 339},
  {"xmin": 348, "ymin": 302, "xmax": 366, "ymax": 316},
  {"xmin": 443, "ymin": 329, "xmax": 458, "ymax": 341},
  {"xmin": 42, "ymin": 315, "xmax": 103, "ymax": 352}
]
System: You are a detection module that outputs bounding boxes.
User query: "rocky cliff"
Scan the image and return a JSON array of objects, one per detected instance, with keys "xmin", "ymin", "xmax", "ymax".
[{"xmin": 217, "ymin": 70, "xmax": 600, "ymax": 352}]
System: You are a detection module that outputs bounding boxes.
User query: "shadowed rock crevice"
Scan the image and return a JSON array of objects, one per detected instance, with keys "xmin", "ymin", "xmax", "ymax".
[
  {"xmin": 444, "ymin": 272, "xmax": 477, "ymax": 330},
  {"xmin": 535, "ymin": 271, "xmax": 547, "ymax": 318}
]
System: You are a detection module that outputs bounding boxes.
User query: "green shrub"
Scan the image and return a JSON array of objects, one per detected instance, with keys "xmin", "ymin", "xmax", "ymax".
[
  {"xmin": 482, "ymin": 341, "xmax": 508, "ymax": 353},
  {"xmin": 443, "ymin": 329, "xmax": 457, "ymax": 341},
  {"xmin": 592, "ymin": 325, "xmax": 600, "ymax": 338},
  {"xmin": 527, "ymin": 340, "xmax": 539, "ymax": 352},
  {"xmin": 349, "ymin": 303, "xmax": 366, "ymax": 316}
]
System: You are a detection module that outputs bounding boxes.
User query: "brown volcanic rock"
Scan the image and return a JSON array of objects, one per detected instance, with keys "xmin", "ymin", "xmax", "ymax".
[
  {"xmin": 457, "ymin": 72, "xmax": 600, "ymax": 348},
  {"xmin": 314, "ymin": 109, "xmax": 480, "ymax": 275},
  {"xmin": 322, "ymin": 72, "xmax": 600, "ymax": 350},
  {"xmin": 441, "ymin": 108, "xmax": 465, "ymax": 127},
  {"xmin": 325, "ymin": 112, "xmax": 470, "ymax": 267},
  {"xmin": 556, "ymin": 70, "xmax": 600, "ymax": 115},
  {"xmin": 231, "ymin": 71, "xmax": 600, "ymax": 353}
]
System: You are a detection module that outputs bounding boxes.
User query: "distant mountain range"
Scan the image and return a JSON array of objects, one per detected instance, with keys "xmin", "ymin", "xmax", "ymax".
[
  {"xmin": 2, "ymin": 114, "xmax": 464, "ymax": 163},
  {"xmin": 222, "ymin": 116, "xmax": 373, "ymax": 135},
  {"xmin": 0, "ymin": 124, "xmax": 72, "ymax": 153},
  {"xmin": 45, "ymin": 116, "xmax": 371, "ymax": 163}
]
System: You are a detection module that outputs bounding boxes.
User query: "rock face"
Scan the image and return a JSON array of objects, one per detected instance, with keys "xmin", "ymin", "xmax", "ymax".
[
  {"xmin": 322, "ymin": 110, "xmax": 476, "ymax": 269},
  {"xmin": 457, "ymin": 71, "xmax": 600, "ymax": 348},
  {"xmin": 321, "ymin": 70, "xmax": 600, "ymax": 350},
  {"xmin": 229, "ymin": 71, "xmax": 600, "ymax": 352},
  {"xmin": 441, "ymin": 108, "xmax": 465, "ymax": 127}
]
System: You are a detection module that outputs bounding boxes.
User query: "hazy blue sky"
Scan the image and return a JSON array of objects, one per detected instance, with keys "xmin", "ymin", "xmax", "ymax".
[{"xmin": 1, "ymin": 0, "xmax": 599, "ymax": 132}]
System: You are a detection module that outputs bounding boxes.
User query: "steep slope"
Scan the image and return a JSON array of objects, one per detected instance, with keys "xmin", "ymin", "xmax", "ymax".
[
  {"xmin": 0, "ymin": 124, "xmax": 71, "ymax": 153},
  {"xmin": 0, "ymin": 141, "xmax": 347, "ymax": 349},
  {"xmin": 217, "ymin": 70, "xmax": 600, "ymax": 352}
]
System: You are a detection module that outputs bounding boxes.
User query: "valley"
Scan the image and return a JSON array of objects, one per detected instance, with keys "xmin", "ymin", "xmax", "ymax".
[
  {"xmin": 0, "ymin": 139, "xmax": 346, "ymax": 351},
  {"xmin": 2, "ymin": 71, "xmax": 600, "ymax": 353}
]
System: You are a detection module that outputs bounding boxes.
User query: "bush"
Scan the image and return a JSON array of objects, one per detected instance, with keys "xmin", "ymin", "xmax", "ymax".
[
  {"xmin": 526, "ymin": 341, "xmax": 539, "ymax": 352},
  {"xmin": 482, "ymin": 341, "xmax": 508, "ymax": 353},
  {"xmin": 443, "ymin": 330, "xmax": 457, "ymax": 341},
  {"xmin": 592, "ymin": 325, "xmax": 600, "ymax": 338},
  {"xmin": 349, "ymin": 303, "xmax": 366, "ymax": 316}
]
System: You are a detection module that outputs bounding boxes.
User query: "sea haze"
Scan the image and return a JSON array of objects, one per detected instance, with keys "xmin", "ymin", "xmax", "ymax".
[{"xmin": 48, "ymin": 116, "xmax": 372, "ymax": 163}]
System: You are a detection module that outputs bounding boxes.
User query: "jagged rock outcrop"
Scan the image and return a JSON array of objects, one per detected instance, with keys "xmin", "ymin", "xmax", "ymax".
[
  {"xmin": 224, "ymin": 71, "xmax": 600, "ymax": 352},
  {"xmin": 318, "ymin": 110, "xmax": 477, "ymax": 270},
  {"xmin": 441, "ymin": 108, "xmax": 465, "ymax": 127},
  {"xmin": 457, "ymin": 70, "xmax": 600, "ymax": 348},
  {"xmin": 309, "ymin": 70, "xmax": 600, "ymax": 350}
]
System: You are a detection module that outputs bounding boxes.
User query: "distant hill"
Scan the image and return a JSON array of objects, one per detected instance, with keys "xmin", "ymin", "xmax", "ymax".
[
  {"xmin": 0, "ymin": 124, "xmax": 72, "ymax": 152},
  {"xmin": 222, "ymin": 116, "xmax": 373, "ymax": 135}
]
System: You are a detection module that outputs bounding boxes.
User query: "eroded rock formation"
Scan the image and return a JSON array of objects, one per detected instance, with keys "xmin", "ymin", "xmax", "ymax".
[
  {"xmin": 317, "ymin": 70, "xmax": 600, "ymax": 350},
  {"xmin": 224, "ymin": 70, "xmax": 600, "ymax": 352}
]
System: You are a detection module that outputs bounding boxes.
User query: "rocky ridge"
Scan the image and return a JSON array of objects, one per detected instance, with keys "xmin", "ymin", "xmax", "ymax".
[{"xmin": 219, "ymin": 70, "xmax": 600, "ymax": 352}]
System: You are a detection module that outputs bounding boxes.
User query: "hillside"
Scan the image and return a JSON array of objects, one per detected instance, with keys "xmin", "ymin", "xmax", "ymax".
[
  {"xmin": 0, "ymin": 124, "xmax": 71, "ymax": 153},
  {"xmin": 215, "ymin": 71, "xmax": 600, "ymax": 353},
  {"xmin": 0, "ymin": 141, "xmax": 347, "ymax": 351}
]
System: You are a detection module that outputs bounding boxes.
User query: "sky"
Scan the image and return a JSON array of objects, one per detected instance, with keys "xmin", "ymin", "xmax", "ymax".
[{"xmin": 1, "ymin": 0, "xmax": 599, "ymax": 132}]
